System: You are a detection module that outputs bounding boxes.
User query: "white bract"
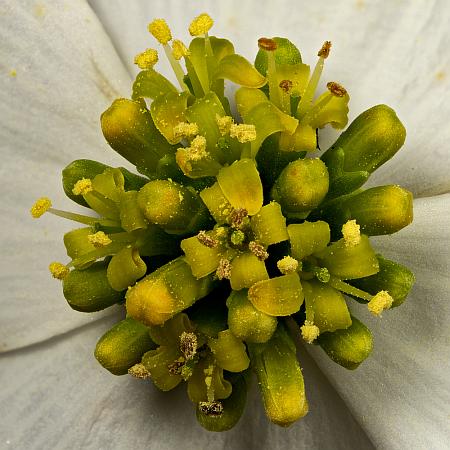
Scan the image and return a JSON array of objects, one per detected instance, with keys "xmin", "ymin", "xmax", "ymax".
[{"xmin": 0, "ymin": 1, "xmax": 449, "ymax": 449}]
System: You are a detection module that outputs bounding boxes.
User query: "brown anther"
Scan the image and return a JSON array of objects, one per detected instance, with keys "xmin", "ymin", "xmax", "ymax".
[
  {"xmin": 216, "ymin": 258, "xmax": 232, "ymax": 280},
  {"xmin": 279, "ymin": 79, "xmax": 293, "ymax": 93},
  {"xmin": 258, "ymin": 37, "xmax": 277, "ymax": 51},
  {"xmin": 327, "ymin": 81, "xmax": 347, "ymax": 97},
  {"xmin": 167, "ymin": 358, "xmax": 185, "ymax": 375},
  {"xmin": 197, "ymin": 230, "xmax": 218, "ymax": 248},
  {"xmin": 229, "ymin": 208, "xmax": 248, "ymax": 229},
  {"xmin": 128, "ymin": 363, "xmax": 151, "ymax": 380},
  {"xmin": 318, "ymin": 41, "xmax": 332, "ymax": 58},
  {"xmin": 198, "ymin": 401, "xmax": 224, "ymax": 416},
  {"xmin": 249, "ymin": 241, "xmax": 269, "ymax": 261},
  {"xmin": 180, "ymin": 332, "xmax": 198, "ymax": 360}
]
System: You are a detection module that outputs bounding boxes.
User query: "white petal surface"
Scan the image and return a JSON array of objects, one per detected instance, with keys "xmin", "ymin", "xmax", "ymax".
[
  {"xmin": 0, "ymin": 314, "xmax": 374, "ymax": 450},
  {"xmin": 0, "ymin": 0, "xmax": 132, "ymax": 351},
  {"xmin": 90, "ymin": 0, "xmax": 450, "ymax": 197},
  {"xmin": 307, "ymin": 194, "xmax": 450, "ymax": 450}
]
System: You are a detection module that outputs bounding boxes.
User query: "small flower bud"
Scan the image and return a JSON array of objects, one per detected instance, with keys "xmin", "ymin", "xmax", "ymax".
[
  {"xmin": 94, "ymin": 318, "xmax": 155, "ymax": 375},
  {"xmin": 271, "ymin": 158, "xmax": 329, "ymax": 218},
  {"xmin": 318, "ymin": 316, "xmax": 373, "ymax": 370}
]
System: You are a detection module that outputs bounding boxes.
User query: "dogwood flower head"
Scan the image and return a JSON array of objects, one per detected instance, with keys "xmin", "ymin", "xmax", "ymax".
[{"xmin": 32, "ymin": 13, "xmax": 418, "ymax": 434}]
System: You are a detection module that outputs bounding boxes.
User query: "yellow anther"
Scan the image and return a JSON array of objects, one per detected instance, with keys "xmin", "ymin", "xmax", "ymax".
[
  {"xmin": 134, "ymin": 48, "xmax": 159, "ymax": 70},
  {"xmin": 189, "ymin": 13, "xmax": 214, "ymax": 36},
  {"xmin": 187, "ymin": 135, "xmax": 208, "ymax": 161},
  {"xmin": 342, "ymin": 219, "xmax": 361, "ymax": 247},
  {"xmin": 148, "ymin": 18, "xmax": 172, "ymax": 44},
  {"xmin": 277, "ymin": 256, "xmax": 299, "ymax": 275},
  {"xmin": 229, "ymin": 123, "xmax": 257, "ymax": 143},
  {"xmin": 327, "ymin": 81, "xmax": 347, "ymax": 97},
  {"xmin": 215, "ymin": 114, "xmax": 233, "ymax": 136},
  {"xmin": 172, "ymin": 39, "xmax": 190, "ymax": 60},
  {"xmin": 173, "ymin": 122, "xmax": 199, "ymax": 139},
  {"xmin": 301, "ymin": 321, "xmax": 320, "ymax": 344},
  {"xmin": 87, "ymin": 231, "xmax": 112, "ymax": 248},
  {"xmin": 49, "ymin": 262, "xmax": 69, "ymax": 280},
  {"xmin": 30, "ymin": 197, "xmax": 52, "ymax": 218},
  {"xmin": 72, "ymin": 178, "xmax": 93, "ymax": 196},
  {"xmin": 128, "ymin": 363, "xmax": 151, "ymax": 380},
  {"xmin": 318, "ymin": 41, "xmax": 332, "ymax": 58},
  {"xmin": 368, "ymin": 290, "xmax": 393, "ymax": 316}
]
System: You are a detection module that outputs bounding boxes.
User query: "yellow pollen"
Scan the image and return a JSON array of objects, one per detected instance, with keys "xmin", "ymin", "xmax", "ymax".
[
  {"xmin": 342, "ymin": 219, "xmax": 361, "ymax": 247},
  {"xmin": 258, "ymin": 37, "xmax": 278, "ymax": 51},
  {"xmin": 173, "ymin": 122, "xmax": 199, "ymax": 139},
  {"xmin": 318, "ymin": 41, "xmax": 332, "ymax": 58},
  {"xmin": 128, "ymin": 363, "xmax": 151, "ymax": 380},
  {"xmin": 172, "ymin": 40, "xmax": 190, "ymax": 60},
  {"xmin": 277, "ymin": 256, "xmax": 299, "ymax": 275},
  {"xmin": 148, "ymin": 19, "xmax": 172, "ymax": 44},
  {"xmin": 327, "ymin": 81, "xmax": 347, "ymax": 97},
  {"xmin": 134, "ymin": 48, "xmax": 159, "ymax": 70},
  {"xmin": 30, "ymin": 197, "xmax": 52, "ymax": 218},
  {"xmin": 301, "ymin": 321, "xmax": 320, "ymax": 344},
  {"xmin": 189, "ymin": 13, "xmax": 214, "ymax": 36},
  {"xmin": 72, "ymin": 178, "xmax": 93, "ymax": 196},
  {"xmin": 188, "ymin": 135, "xmax": 208, "ymax": 161},
  {"xmin": 368, "ymin": 291, "xmax": 393, "ymax": 316},
  {"xmin": 216, "ymin": 114, "xmax": 233, "ymax": 136},
  {"xmin": 49, "ymin": 262, "xmax": 69, "ymax": 280},
  {"xmin": 229, "ymin": 124, "xmax": 257, "ymax": 143},
  {"xmin": 87, "ymin": 231, "xmax": 112, "ymax": 248}
]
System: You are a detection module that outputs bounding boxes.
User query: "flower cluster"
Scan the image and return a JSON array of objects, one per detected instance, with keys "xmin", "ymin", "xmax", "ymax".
[{"xmin": 32, "ymin": 14, "xmax": 415, "ymax": 431}]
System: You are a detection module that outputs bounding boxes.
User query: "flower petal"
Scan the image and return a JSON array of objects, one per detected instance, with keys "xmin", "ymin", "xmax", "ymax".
[
  {"xmin": 0, "ymin": 315, "xmax": 373, "ymax": 449},
  {"xmin": 307, "ymin": 193, "xmax": 450, "ymax": 449},
  {"xmin": 91, "ymin": 0, "xmax": 450, "ymax": 196},
  {"xmin": 0, "ymin": 0, "xmax": 132, "ymax": 352}
]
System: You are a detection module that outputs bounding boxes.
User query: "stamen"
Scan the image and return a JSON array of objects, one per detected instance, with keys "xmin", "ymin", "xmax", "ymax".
[
  {"xmin": 48, "ymin": 262, "xmax": 69, "ymax": 280},
  {"xmin": 197, "ymin": 230, "xmax": 218, "ymax": 248},
  {"xmin": 203, "ymin": 365, "xmax": 215, "ymax": 402},
  {"xmin": 216, "ymin": 258, "xmax": 232, "ymax": 280},
  {"xmin": 72, "ymin": 178, "xmax": 93, "ymax": 196},
  {"xmin": 167, "ymin": 357, "xmax": 185, "ymax": 376},
  {"xmin": 189, "ymin": 13, "xmax": 214, "ymax": 36},
  {"xmin": 30, "ymin": 197, "xmax": 52, "ymax": 218},
  {"xmin": 249, "ymin": 241, "xmax": 269, "ymax": 261},
  {"xmin": 216, "ymin": 114, "xmax": 233, "ymax": 136},
  {"xmin": 172, "ymin": 40, "xmax": 190, "ymax": 60},
  {"xmin": 173, "ymin": 122, "xmax": 199, "ymax": 139},
  {"xmin": 328, "ymin": 276, "xmax": 373, "ymax": 302},
  {"xmin": 229, "ymin": 208, "xmax": 248, "ymax": 229},
  {"xmin": 279, "ymin": 79, "xmax": 293, "ymax": 93},
  {"xmin": 229, "ymin": 124, "xmax": 257, "ymax": 143},
  {"xmin": 342, "ymin": 219, "xmax": 361, "ymax": 247},
  {"xmin": 128, "ymin": 363, "xmax": 151, "ymax": 380},
  {"xmin": 327, "ymin": 81, "xmax": 347, "ymax": 97},
  {"xmin": 318, "ymin": 41, "xmax": 332, "ymax": 58},
  {"xmin": 180, "ymin": 331, "xmax": 198, "ymax": 360},
  {"xmin": 277, "ymin": 256, "xmax": 299, "ymax": 275},
  {"xmin": 198, "ymin": 401, "xmax": 223, "ymax": 417},
  {"xmin": 258, "ymin": 37, "xmax": 277, "ymax": 51},
  {"xmin": 148, "ymin": 19, "xmax": 172, "ymax": 44},
  {"xmin": 301, "ymin": 320, "xmax": 320, "ymax": 344},
  {"xmin": 368, "ymin": 290, "xmax": 393, "ymax": 316},
  {"xmin": 134, "ymin": 48, "xmax": 159, "ymax": 70},
  {"xmin": 87, "ymin": 231, "xmax": 112, "ymax": 248}
]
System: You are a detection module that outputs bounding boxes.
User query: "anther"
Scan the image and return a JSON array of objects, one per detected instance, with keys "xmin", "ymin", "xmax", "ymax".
[
  {"xmin": 301, "ymin": 320, "xmax": 320, "ymax": 344},
  {"xmin": 229, "ymin": 208, "xmax": 248, "ymax": 229},
  {"xmin": 173, "ymin": 122, "xmax": 199, "ymax": 139},
  {"xmin": 277, "ymin": 256, "xmax": 299, "ymax": 275},
  {"xmin": 279, "ymin": 79, "xmax": 293, "ymax": 93},
  {"xmin": 134, "ymin": 48, "xmax": 159, "ymax": 70},
  {"xmin": 258, "ymin": 37, "xmax": 278, "ymax": 51},
  {"xmin": 216, "ymin": 114, "xmax": 233, "ymax": 136},
  {"xmin": 72, "ymin": 178, "xmax": 93, "ymax": 196},
  {"xmin": 30, "ymin": 197, "xmax": 52, "ymax": 218},
  {"xmin": 197, "ymin": 230, "xmax": 218, "ymax": 248},
  {"xmin": 368, "ymin": 290, "xmax": 393, "ymax": 316},
  {"xmin": 216, "ymin": 258, "xmax": 232, "ymax": 280},
  {"xmin": 327, "ymin": 81, "xmax": 347, "ymax": 97},
  {"xmin": 87, "ymin": 231, "xmax": 112, "ymax": 248},
  {"xmin": 318, "ymin": 41, "xmax": 332, "ymax": 58},
  {"xmin": 180, "ymin": 332, "xmax": 198, "ymax": 360},
  {"xmin": 198, "ymin": 401, "xmax": 224, "ymax": 416},
  {"xmin": 128, "ymin": 363, "xmax": 151, "ymax": 380},
  {"xmin": 167, "ymin": 357, "xmax": 185, "ymax": 375},
  {"xmin": 48, "ymin": 262, "xmax": 69, "ymax": 280},
  {"xmin": 189, "ymin": 13, "xmax": 214, "ymax": 36},
  {"xmin": 148, "ymin": 19, "xmax": 172, "ymax": 44},
  {"xmin": 230, "ymin": 124, "xmax": 257, "ymax": 143},
  {"xmin": 171, "ymin": 40, "xmax": 190, "ymax": 60},
  {"xmin": 249, "ymin": 241, "xmax": 269, "ymax": 261},
  {"xmin": 342, "ymin": 219, "xmax": 361, "ymax": 247}
]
